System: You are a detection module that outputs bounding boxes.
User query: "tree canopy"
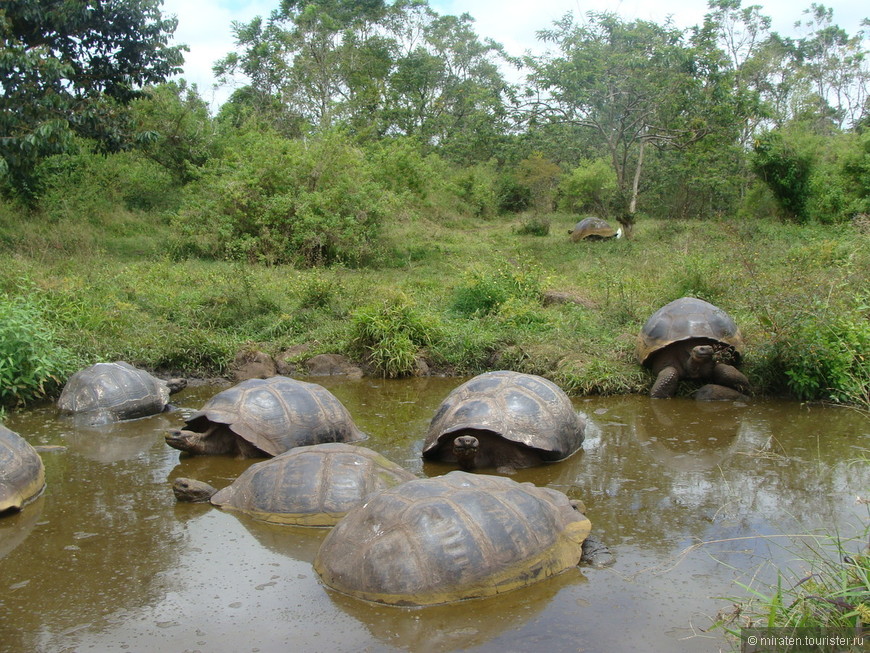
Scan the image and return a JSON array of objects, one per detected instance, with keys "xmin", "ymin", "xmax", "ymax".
[{"xmin": 0, "ymin": 0, "xmax": 186, "ymax": 194}]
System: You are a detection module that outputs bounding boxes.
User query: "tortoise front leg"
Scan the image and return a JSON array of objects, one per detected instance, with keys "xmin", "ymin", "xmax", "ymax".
[
  {"xmin": 650, "ymin": 366, "xmax": 680, "ymax": 398},
  {"xmin": 711, "ymin": 363, "xmax": 750, "ymax": 393}
]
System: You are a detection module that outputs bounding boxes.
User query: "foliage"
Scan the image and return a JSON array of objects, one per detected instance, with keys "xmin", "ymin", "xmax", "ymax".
[
  {"xmin": 770, "ymin": 301, "xmax": 870, "ymax": 406},
  {"xmin": 451, "ymin": 257, "xmax": 545, "ymax": 317},
  {"xmin": 556, "ymin": 157, "xmax": 617, "ymax": 214},
  {"xmin": 715, "ymin": 524, "xmax": 870, "ymax": 641},
  {"xmin": 752, "ymin": 130, "xmax": 814, "ymax": 221},
  {"xmin": 0, "ymin": 291, "xmax": 77, "ymax": 407},
  {"xmin": 173, "ymin": 128, "xmax": 390, "ymax": 266},
  {"xmin": 349, "ymin": 295, "xmax": 436, "ymax": 378},
  {"xmin": 0, "ymin": 0, "xmax": 185, "ymax": 197},
  {"xmin": 514, "ymin": 215, "xmax": 551, "ymax": 236},
  {"xmin": 515, "ymin": 153, "xmax": 562, "ymax": 212},
  {"xmin": 130, "ymin": 81, "xmax": 214, "ymax": 184}
]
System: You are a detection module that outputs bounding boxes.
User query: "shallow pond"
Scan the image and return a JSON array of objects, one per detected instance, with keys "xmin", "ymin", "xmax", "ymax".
[{"xmin": 1, "ymin": 377, "xmax": 868, "ymax": 652}]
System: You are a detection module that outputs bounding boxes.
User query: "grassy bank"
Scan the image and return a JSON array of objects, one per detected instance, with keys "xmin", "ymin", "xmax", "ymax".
[{"xmin": 1, "ymin": 200, "xmax": 868, "ymax": 409}]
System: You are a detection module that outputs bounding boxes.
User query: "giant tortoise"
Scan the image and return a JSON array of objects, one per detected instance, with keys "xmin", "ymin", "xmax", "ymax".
[
  {"xmin": 422, "ymin": 371, "xmax": 585, "ymax": 473},
  {"xmin": 1, "ymin": 426, "xmax": 45, "ymax": 514},
  {"xmin": 636, "ymin": 297, "xmax": 750, "ymax": 399},
  {"xmin": 172, "ymin": 443, "xmax": 415, "ymax": 526},
  {"xmin": 58, "ymin": 361, "xmax": 184, "ymax": 425},
  {"xmin": 313, "ymin": 471, "xmax": 593, "ymax": 605},
  {"xmin": 165, "ymin": 376, "xmax": 367, "ymax": 458},
  {"xmin": 568, "ymin": 217, "xmax": 621, "ymax": 241}
]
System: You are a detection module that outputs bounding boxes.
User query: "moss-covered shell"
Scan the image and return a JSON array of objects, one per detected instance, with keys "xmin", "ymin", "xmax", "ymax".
[
  {"xmin": 0, "ymin": 426, "xmax": 45, "ymax": 513},
  {"xmin": 314, "ymin": 471, "xmax": 592, "ymax": 605},
  {"xmin": 635, "ymin": 297, "xmax": 745, "ymax": 366},
  {"xmin": 57, "ymin": 361, "xmax": 170, "ymax": 423},
  {"xmin": 210, "ymin": 443, "xmax": 415, "ymax": 526},
  {"xmin": 182, "ymin": 376, "xmax": 367, "ymax": 456},
  {"xmin": 422, "ymin": 371, "xmax": 585, "ymax": 462}
]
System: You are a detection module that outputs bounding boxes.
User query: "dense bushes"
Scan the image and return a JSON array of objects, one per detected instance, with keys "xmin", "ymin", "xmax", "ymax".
[
  {"xmin": 0, "ymin": 291, "xmax": 77, "ymax": 408},
  {"xmin": 172, "ymin": 128, "xmax": 392, "ymax": 266}
]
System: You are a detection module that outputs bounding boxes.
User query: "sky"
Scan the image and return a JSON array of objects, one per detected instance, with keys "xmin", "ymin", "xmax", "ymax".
[{"xmin": 160, "ymin": 0, "xmax": 868, "ymax": 111}]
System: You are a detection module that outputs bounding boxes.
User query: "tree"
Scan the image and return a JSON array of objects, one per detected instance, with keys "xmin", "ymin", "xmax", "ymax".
[
  {"xmin": 0, "ymin": 0, "xmax": 186, "ymax": 197},
  {"xmin": 523, "ymin": 12, "xmax": 720, "ymax": 234}
]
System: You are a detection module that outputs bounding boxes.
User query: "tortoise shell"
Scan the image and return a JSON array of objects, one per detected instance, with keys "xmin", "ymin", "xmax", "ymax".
[
  {"xmin": 181, "ymin": 376, "xmax": 366, "ymax": 456},
  {"xmin": 57, "ymin": 361, "xmax": 170, "ymax": 424},
  {"xmin": 0, "ymin": 426, "xmax": 45, "ymax": 514},
  {"xmin": 422, "ymin": 371, "xmax": 585, "ymax": 463},
  {"xmin": 313, "ymin": 471, "xmax": 592, "ymax": 605},
  {"xmin": 635, "ymin": 297, "xmax": 745, "ymax": 366},
  {"xmin": 210, "ymin": 443, "xmax": 416, "ymax": 526},
  {"xmin": 569, "ymin": 216, "xmax": 618, "ymax": 241}
]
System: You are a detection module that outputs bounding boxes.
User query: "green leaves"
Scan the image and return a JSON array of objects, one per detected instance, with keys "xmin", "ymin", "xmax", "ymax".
[
  {"xmin": 0, "ymin": 0, "xmax": 186, "ymax": 197},
  {"xmin": 0, "ymin": 291, "xmax": 77, "ymax": 407}
]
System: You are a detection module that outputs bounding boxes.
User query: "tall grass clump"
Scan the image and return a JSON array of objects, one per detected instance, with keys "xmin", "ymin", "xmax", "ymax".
[
  {"xmin": 0, "ymin": 292, "xmax": 78, "ymax": 407},
  {"xmin": 715, "ymin": 523, "xmax": 870, "ymax": 645},
  {"xmin": 350, "ymin": 295, "xmax": 437, "ymax": 378},
  {"xmin": 451, "ymin": 257, "xmax": 546, "ymax": 317}
]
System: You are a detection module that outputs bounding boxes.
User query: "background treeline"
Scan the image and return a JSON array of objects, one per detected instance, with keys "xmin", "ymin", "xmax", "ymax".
[{"xmin": 0, "ymin": 0, "xmax": 868, "ymax": 410}]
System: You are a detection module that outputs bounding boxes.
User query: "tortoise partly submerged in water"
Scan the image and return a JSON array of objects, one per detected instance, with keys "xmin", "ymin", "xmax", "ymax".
[
  {"xmin": 165, "ymin": 376, "xmax": 367, "ymax": 458},
  {"xmin": 422, "ymin": 371, "xmax": 585, "ymax": 473},
  {"xmin": 568, "ymin": 217, "xmax": 622, "ymax": 241},
  {"xmin": 172, "ymin": 443, "xmax": 415, "ymax": 526},
  {"xmin": 58, "ymin": 361, "xmax": 185, "ymax": 425},
  {"xmin": 313, "ymin": 471, "xmax": 595, "ymax": 606},
  {"xmin": 636, "ymin": 297, "xmax": 750, "ymax": 399},
  {"xmin": 0, "ymin": 426, "xmax": 45, "ymax": 514}
]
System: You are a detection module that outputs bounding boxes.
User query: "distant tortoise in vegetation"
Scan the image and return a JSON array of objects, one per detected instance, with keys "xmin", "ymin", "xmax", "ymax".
[
  {"xmin": 173, "ymin": 443, "xmax": 416, "ymax": 526},
  {"xmin": 568, "ymin": 216, "xmax": 622, "ymax": 241},
  {"xmin": 636, "ymin": 297, "xmax": 750, "ymax": 399},
  {"xmin": 314, "ymin": 471, "xmax": 596, "ymax": 606},
  {"xmin": 165, "ymin": 376, "xmax": 367, "ymax": 458},
  {"xmin": 422, "ymin": 371, "xmax": 585, "ymax": 473},
  {"xmin": 1, "ymin": 426, "xmax": 45, "ymax": 514},
  {"xmin": 58, "ymin": 361, "xmax": 185, "ymax": 425}
]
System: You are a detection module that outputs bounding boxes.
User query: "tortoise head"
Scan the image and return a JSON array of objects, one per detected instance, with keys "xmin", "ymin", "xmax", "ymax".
[
  {"xmin": 164, "ymin": 423, "xmax": 235, "ymax": 456},
  {"xmin": 690, "ymin": 344, "xmax": 714, "ymax": 362},
  {"xmin": 172, "ymin": 477, "xmax": 217, "ymax": 503},
  {"xmin": 452, "ymin": 435, "xmax": 479, "ymax": 470}
]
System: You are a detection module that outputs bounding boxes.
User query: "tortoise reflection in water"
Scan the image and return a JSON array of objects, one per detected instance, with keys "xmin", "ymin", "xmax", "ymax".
[
  {"xmin": 165, "ymin": 376, "xmax": 367, "ymax": 458},
  {"xmin": 172, "ymin": 443, "xmax": 415, "ymax": 526},
  {"xmin": 314, "ymin": 471, "xmax": 596, "ymax": 606}
]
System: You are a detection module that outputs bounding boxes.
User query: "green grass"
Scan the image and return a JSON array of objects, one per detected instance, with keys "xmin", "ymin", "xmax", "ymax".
[{"xmin": 1, "ymin": 196, "xmax": 869, "ymax": 408}]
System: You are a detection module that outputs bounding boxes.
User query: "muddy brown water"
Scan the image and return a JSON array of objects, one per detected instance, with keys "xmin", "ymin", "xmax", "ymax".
[{"xmin": 1, "ymin": 377, "xmax": 868, "ymax": 653}]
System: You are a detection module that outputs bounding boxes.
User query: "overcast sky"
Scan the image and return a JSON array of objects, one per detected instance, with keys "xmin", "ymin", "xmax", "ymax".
[{"xmin": 160, "ymin": 0, "xmax": 868, "ymax": 110}]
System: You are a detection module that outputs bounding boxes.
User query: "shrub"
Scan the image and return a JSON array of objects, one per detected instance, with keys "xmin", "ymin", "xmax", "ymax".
[
  {"xmin": 514, "ymin": 214, "xmax": 551, "ymax": 236},
  {"xmin": 173, "ymin": 128, "xmax": 391, "ymax": 266},
  {"xmin": 556, "ymin": 157, "xmax": 617, "ymax": 214},
  {"xmin": 754, "ymin": 298, "xmax": 870, "ymax": 406},
  {"xmin": 752, "ymin": 131, "xmax": 814, "ymax": 222},
  {"xmin": 350, "ymin": 295, "xmax": 436, "ymax": 378},
  {"xmin": 0, "ymin": 292, "xmax": 77, "ymax": 407}
]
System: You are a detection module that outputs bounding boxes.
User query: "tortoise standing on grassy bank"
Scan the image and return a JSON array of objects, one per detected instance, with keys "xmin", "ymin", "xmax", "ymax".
[
  {"xmin": 422, "ymin": 371, "xmax": 585, "ymax": 473},
  {"xmin": 165, "ymin": 376, "xmax": 367, "ymax": 458},
  {"xmin": 636, "ymin": 297, "xmax": 750, "ymax": 399}
]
